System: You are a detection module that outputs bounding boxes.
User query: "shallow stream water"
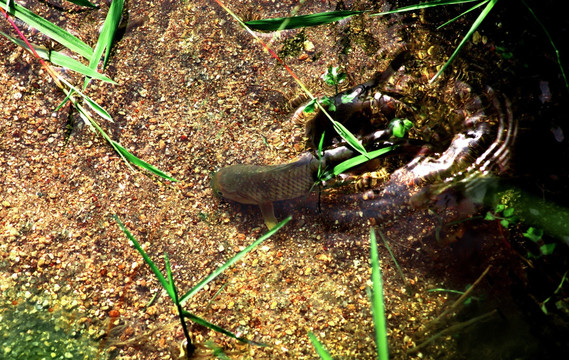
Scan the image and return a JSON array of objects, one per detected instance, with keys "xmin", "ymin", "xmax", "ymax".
[{"xmin": 1, "ymin": 1, "xmax": 568, "ymax": 359}]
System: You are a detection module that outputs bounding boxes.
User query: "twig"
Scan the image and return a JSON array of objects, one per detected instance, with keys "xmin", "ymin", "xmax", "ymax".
[
  {"xmin": 408, "ymin": 309, "xmax": 497, "ymax": 354},
  {"xmin": 424, "ymin": 265, "xmax": 491, "ymax": 333}
]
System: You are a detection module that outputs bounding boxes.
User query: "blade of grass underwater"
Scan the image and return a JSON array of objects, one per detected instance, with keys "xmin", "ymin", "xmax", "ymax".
[
  {"xmin": 333, "ymin": 146, "xmax": 396, "ymax": 176},
  {"xmin": 521, "ymin": 0, "xmax": 569, "ymax": 94},
  {"xmin": 437, "ymin": 0, "xmax": 488, "ymax": 29},
  {"xmin": 245, "ymin": 10, "xmax": 364, "ymax": 31},
  {"xmin": 0, "ymin": 31, "xmax": 115, "ymax": 83},
  {"xmin": 65, "ymin": 0, "xmax": 97, "ymax": 7},
  {"xmin": 182, "ymin": 310, "xmax": 268, "ymax": 346},
  {"xmin": 370, "ymin": 228, "xmax": 389, "ymax": 360},
  {"xmin": 317, "ymin": 132, "xmax": 326, "ymax": 179},
  {"xmin": 64, "ymin": 86, "xmax": 177, "ymax": 181},
  {"xmin": 308, "ymin": 332, "xmax": 334, "ymax": 360},
  {"xmin": 378, "ymin": 230, "xmax": 410, "ymax": 293},
  {"xmin": 70, "ymin": 95, "xmax": 133, "ymax": 170},
  {"xmin": 179, "ymin": 216, "xmax": 291, "ymax": 305},
  {"xmin": 331, "ymin": 120, "xmax": 368, "ymax": 157},
  {"xmin": 2, "ymin": 0, "xmax": 93, "ymax": 59},
  {"xmin": 88, "ymin": 0, "xmax": 124, "ymax": 72},
  {"xmin": 165, "ymin": 252, "xmax": 193, "ymax": 349},
  {"xmin": 431, "ymin": 0, "xmax": 498, "ymax": 82},
  {"xmin": 165, "ymin": 253, "xmax": 176, "ymax": 298},
  {"xmin": 114, "ymin": 215, "xmax": 176, "ymax": 300},
  {"xmin": 111, "ymin": 141, "xmax": 179, "ymax": 182},
  {"xmin": 373, "ymin": 0, "xmax": 480, "ymax": 15},
  {"xmin": 59, "ymin": 77, "xmax": 113, "ymax": 121}
]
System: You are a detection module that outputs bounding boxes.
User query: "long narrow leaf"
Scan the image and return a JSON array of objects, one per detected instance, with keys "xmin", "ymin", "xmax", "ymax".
[
  {"xmin": 308, "ymin": 332, "xmax": 334, "ymax": 360},
  {"xmin": 245, "ymin": 10, "xmax": 364, "ymax": 31},
  {"xmin": 114, "ymin": 216, "xmax": 175, "ymax": 300},
  {"xmin": 378, "ymin": 230, "xmax": 410, "ymax": 293},
  {"xmin": 111, "ymin": 141, "xmax": 179, "ymax": 182},
  {"xmin": 430, "ymin": 0, "xmax": 498, "ymax": 82},
  {"xmin": 333, "ymin": 146, "xmax": 395, "ymax": 176},
  {"xmin": 370, "ymin": 228, "xmax": 389, "ymax": 360},
  {"xmin": 182, "ymin": 310, "xmax": 268, "ymax": 346},
  {"xmin": 69, "ymin": 95, "xmax": 133, "ymax": 170},
  {"xmin": 65, "ymin": 0, "xmax": 97, "ymax": 7},
  {"xmin": 373, "ymin": 0, "xmax": 480, "ymax": 15},
  {"xmin": 437, "ymin": 0, "xmax": 489, "ymax": 29},
  {"xmin": 179, "ymin": 216, "xmax": 291, "ymax": 305},
  {"xmin": 521, "ymin": 0, "xmax": 569, "ymax": 94},
  {"xmin": 89, "ymin": 0, "xmax": 124, "ymax": 72},
  {"xmin": 62, "ymin": 84, "xmax": 177, "ymax": 181},
  {"xmin": 165, "ymin": 253, "xmax": 175, "ymax": 298},
  {"xmin": 0, "ymin": 31, "xmax": 115, "ymax": 83},
  {"xmin": 331, "ymin": 120, "xmax": 368, "ymax": 157},
  {"xmin": 59, "ymin": 77, "xmax": 113, "ymax": 121},
  {"xmin": 2, "ymin": 0, "xmax": 93, "ymax": 58}
]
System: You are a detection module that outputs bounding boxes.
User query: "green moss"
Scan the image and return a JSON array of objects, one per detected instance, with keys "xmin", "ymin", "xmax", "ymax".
[
  {"xmin": 0, "ymin": 297, "xmax": 104, "ymax": 360},
  {"xmin": 278, "ymin": 30, "xmax": 307, "ymax": 58}
]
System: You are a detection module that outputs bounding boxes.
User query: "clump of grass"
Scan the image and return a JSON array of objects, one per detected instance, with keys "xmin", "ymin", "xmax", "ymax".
[
  {"xmin": 114, "ymin": 215, "xmax": 291, "ymax": 357},
  {"xmin": 1, "ymin": 0, "xmax": 176, "ymax": 181}
]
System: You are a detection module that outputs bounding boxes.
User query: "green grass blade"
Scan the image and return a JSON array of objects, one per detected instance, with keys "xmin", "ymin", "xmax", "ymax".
[
  {"xmin": 179, "ymin": 216, "xmax": 291, "ymax": 305},
  {"xmin": 65, "ymin": 0, "xmax": 97, "ymax": 7},
  {"xmin": 521, "ymin": 0, "xmax": 569, "ymax": 94},
  {"xmin": 85, "ymin": 0, "xmax": 124, "ymax": 88},
  {"xmin": 437, "ymin": 0, "xmax": 488, "ymax": 29},
  {"xmin": 58, "ymin": 77, "xmax": 113, "ymax": 121},
  {"xmin": 55, "ymin": 91, "xmax": 73, "ymax": 111},
  {"xmin": 373, "ymin": 0, "xmax": 480, "ymax": 15},
  {"xmin": 0, "ymin": 31, "xmax": 116, "ymax": 83},
  {"xmin": 308, "ymin": 332, "xmax": 334, "ymax": 360},
  {"xmin": 377, "ymin": 230, "xmax": 410, "ymax": 293},
  {"xmin": 3, "ymin": 0, "xmax": 93, "ymax": 59},
  {"xmin": 91, "ymin": 0, "xmax": 124, "ymax": 69},
  {"xmin": 245, "ymin": 10, "xmax": 364, "ymax": 31},
  {"xmin": 428, "ymin": 288, "xmax": 466, "ymax": 295},
  {"xmin": 333, "ymin": 146, "xmax": 396, "ymax": 176},
  {"xmin": 181, "ymin": 310, "xmax": 268, "ymax": 346},
  {"xmin": 165, "ymin": 253, "xmax": 175, "ymax": 297},
  {"xmin": 430, "ymin": 0, "xmax": 498, "ymax": 82},
  {"xmin": 370, "ymin": 228, "xmax": 389, "ymax": 360},
  {"xmin": 69, "ymin": 96, "xmax": 134, "ymax": 171},
  {"xmin": 111, "ymin": 141, "xmax": 179, "ymax": 182},
  {"xmin": 331, "ymin": 120, "xmax": 368, "ymax": 157},
  {"xmin": 62, "ymin": 84, "xmax": 177, "ymax": 182},
  {"xmin": 317, "ymin": 132, "xmax": 326, "ymax": 179},
  {"xmin": 114, "ymin": 216, "xmax": 175, "ymax": 300}
]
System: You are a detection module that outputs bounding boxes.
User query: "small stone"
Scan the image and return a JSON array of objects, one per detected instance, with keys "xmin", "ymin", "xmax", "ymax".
[{"xmin": 303, "ymin": 40, "xmax": 314, "ymax": 52}]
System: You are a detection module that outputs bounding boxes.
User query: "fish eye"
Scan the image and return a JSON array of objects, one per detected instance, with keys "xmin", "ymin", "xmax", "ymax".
[{"xmin": 216, "ymin": 190, "xmax": 223, "ymax": 197}]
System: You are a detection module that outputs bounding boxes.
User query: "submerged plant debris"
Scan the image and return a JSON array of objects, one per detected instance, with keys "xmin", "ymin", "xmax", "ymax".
[{"xmin": 1, "ymin": 0, "xmax": 568, "ymax": 359}]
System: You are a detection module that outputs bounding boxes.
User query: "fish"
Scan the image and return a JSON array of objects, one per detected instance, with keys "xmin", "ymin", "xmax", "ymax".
[
  {"xmin": 211, "ymin": 131, "xmax": 395, "ymax": 229},
  {"xmin": 211, "ymin": 51, "xmax": 411, "ymax": 229},
  {"xmin": 211, "ymin": 153, "xmax": 321, "ymax": 229}
]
